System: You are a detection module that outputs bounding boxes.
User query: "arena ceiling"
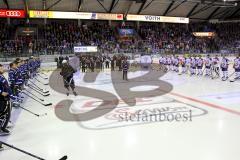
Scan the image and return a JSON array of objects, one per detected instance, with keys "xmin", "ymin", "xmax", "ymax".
[{"xmin": 0, "ymin": 0, "xmax": 240, "ymax": 21}]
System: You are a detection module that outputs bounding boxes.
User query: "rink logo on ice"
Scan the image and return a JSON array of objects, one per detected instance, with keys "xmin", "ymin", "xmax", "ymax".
[
  {"xmin": 75, "ymin": 97, "xmax": 207, "ymax": 129},
  {"xmin": 49, "ymin": 65, "xmax": 173, "ymax": 122}
]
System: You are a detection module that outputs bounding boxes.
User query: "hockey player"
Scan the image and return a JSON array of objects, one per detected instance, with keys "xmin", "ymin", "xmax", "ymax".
[
  {"xmin": 174, "ymin": 56, "xmax": 179, "ymax": 73},
  {"xmin": 190, "ymin": 56, "xmax": 196, "ymax": 75},
  {"xmin": 232, "ymin": 55, "xmax": 240, "ymax": 81},
  {"xmin": 159, "ymin": 56, "xmax": 164, "ymax": 70},
  {"xmin": 211, "ymin": 55, "xmax": 220, "ymax": 79},
  {"xmin": 22, "ymin": 60, "xmax": 30, "ymax": 85},
  {"xmin": 12, "ymin": 61, "xmax": 24, "ymax": 96},
  {"xmin": 170, "ymin": 55, "xmax": 175, "ymax": 71},
  {"xmin": 204, "ymin": 55, "xmax": 212, "ymax": 76},
  {"xmin": 197, "ymin": 55, "xmax": 203, "ymax": 75},
  {"xmin": 122, "ymin": 58, "xmax": 129, "ymax": 81},
  {"xmin": 162, "ymin": 56, "xmax": 168, "ymax": 72},
  {"xmin": 0, "ymin": 64, "xmax": 19, "ymax": 136},
  {"xmin": 18, "ymin": 60, "xmax": 27, "ymax": 87},
  {"xmin": 166, "ymin": 56, "xmax": 171, "ymax": 71},
  {"xmin": 185, "ymin": 56, "xmax": 191, "ymax": 74},
  {"xmin": 29, "ymin": 56, "xmax": 36, "ymax": 78},
  {"xmin": 8, "ymin": 62, "xmax": 18, "ymax": 96},
  {"xmin": 60, "ymin": 60, "xmax": 77, "ymax": 96},
  {"xmin": 220, "ymin": 55, "xmax": 229, "ymax": 81},
  {"xmin": 180, "ymin": 56, "xmax": 186, "ymax": 74}
]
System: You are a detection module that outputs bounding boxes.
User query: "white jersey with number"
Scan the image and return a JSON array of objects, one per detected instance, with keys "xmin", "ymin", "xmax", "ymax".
[
  {"xmin": 205, "ymin": 58, "xmax": 212, "ymax": 67},
  {"xmin": 221, "ymin": 58, "xmax": 229, "ymax": 69},
  {"xmin": 186, "ymin": 58, "xmax": 191, "ymax": 66},
  {"xmin": 234, "ymin": 58, "xmax": 240, "ymax": 69},
  {"xmin": 212, "ymin": 57, "xmax": 220, "ymax": 67}
]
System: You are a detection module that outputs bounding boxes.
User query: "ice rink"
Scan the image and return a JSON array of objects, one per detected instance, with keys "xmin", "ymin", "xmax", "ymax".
[{"xmin": 0, "ymin": 64, "xmax": 240, "ymax": 160}]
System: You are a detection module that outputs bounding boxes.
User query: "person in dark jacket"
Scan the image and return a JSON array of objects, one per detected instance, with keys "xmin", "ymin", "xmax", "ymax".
[
  {"xmin": 60, "ymin": 60, "xmax": 77, "ymax": 96},
  {"xmin": 122, "ymin": 58, "xmax": 129, "ymax": 81},
  {"xmin": 111, "ymin": 58, "xmax": 115, "ymax": 71}
]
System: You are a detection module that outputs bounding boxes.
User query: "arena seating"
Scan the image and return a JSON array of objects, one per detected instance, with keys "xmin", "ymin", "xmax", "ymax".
[{"xmin": 0, "ymin": 21, "xmax": 240, "ymax": 57}]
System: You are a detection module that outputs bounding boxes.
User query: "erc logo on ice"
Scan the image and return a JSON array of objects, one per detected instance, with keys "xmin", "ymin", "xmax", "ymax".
[{"xmin": 55, "ymin": 96, "xmax": 207, "ymax": 130}]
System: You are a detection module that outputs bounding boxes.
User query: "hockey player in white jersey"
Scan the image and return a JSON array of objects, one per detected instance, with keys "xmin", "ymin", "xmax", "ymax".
[
  {"xmin": 231, "ymin": 55, "xmax": 240, "ymax": 82},
  {"xmin": 204, "ymin": 55, "xmax": 212, "ymax": 76},
  {"xmin": 197, "ymin": 55, "xmax": 203, "ymax": 75},
  {"xmin": 190, "ymin": 56, "xmax": 196, "ymax": 75},
  {"xmin": 174, "ymin": 56, "xmax": 179, "ymax": 72},
  {"xmin": 180, "ymin": 56, "xmax": 186, "ymax": 74},
  {"xmin": 159, "ymin": 56, "xmax": 164, "ymax": 70},
  {"xmin": 162, "ymin": 56, "xmax": 168, "ymax": 72},
  {"xmin": 185, "ymin": 56, "xmax": 191, "ymax": 74},
  {"xmin": 167, "ymin": 56, "xmax": 172, "ymax": 71},
  {"xmin": 211, "ymin": 55, "xmax": 220, "ymax": 79},
  {"xmin": 170, "ymin": 55, "xmax": 175, "ymax": 71},
  {"xmin": 220, "ymin": 55, "xmax": 229, "ymax": 81}
]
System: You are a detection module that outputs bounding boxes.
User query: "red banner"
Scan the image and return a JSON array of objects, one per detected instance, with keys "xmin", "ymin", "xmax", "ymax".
[{"xmin": 0, "ymin": 10, "xmax": 25, "ymax": 18}]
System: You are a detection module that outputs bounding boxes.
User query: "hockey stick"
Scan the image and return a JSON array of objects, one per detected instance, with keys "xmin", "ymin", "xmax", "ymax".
[
  {"xmin": 21, "ymin": 92, "xmax": 52, "ymax": 106},
  {"xmin": 28, "ymin": 84, "xmax": 48, "ymax": 94},
  {"xmin": 28, "ymin": 82, "xmax": 49, "ymax": 93},
  {"xmin": 28, "ymin": 84, "xmax": 49, "ymax": 94},
  {"xmin": 218, "ymin": 71, "xmax": 235, "ymax": 81},
  {"xmin": 37, "ymin": 73, "xmax": 48, "ymax": 80},
  {"xmin": 34, "ymin": 78, "xmax": 49, "ymax": 85},
  {"xmin": 19, "ymin": 105, "xmax": 47, "ymax": 117},
  {"xmin": 28, "ymin": 80, "xmax": 48, "ymax": 91},
  {"xmin": 40, "ymin": 72, "xmax": 48, "ymax": 77},
  {"xmin": 230, "ymin": 73, "xmax": 240, "ymax": 82},
  {"xmin": 62, "ymin": 77, "xmax": 77, "ymax": 96},
  {"xmin": 18, "ymin": 89, "xmax": 45, "ymax": 101},
  {"xmin": 0, "ymin": 141, "xmax": 67, "ymax": 160},
  {"xmin": 28, "ymin": 85, "xmax": 50, "ymax": 96}
]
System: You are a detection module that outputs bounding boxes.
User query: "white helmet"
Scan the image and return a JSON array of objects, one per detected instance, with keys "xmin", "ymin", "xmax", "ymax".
[{"xmin": 62, "ymin": 60, "xmax": 67, "ymax": 64}]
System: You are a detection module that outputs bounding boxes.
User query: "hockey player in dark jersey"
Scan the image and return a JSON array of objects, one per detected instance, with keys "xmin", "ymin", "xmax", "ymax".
[
  {"xmin": 60, "ymin": 60, "xmax": 77, "ymax": 96},
  {"xmin": 28, "ymin": 56, "xmax": 36, "ymax": 78},
  {"xmin": 22, "ymin": 60, "xmax": 30, "ymax": 85},
  {"xmin": 16, "ymin": 61, "xmax": 25, "ymax": 87},
  {"xmin": 8, "ymin": 62, "xmax": 18, "ymax": 96},
  {"xmin": 122, "ymin": 58, "xmax": 129, "ymax": 81},
  {"xmin": 0, "ymin": 64, "xmax": 19, "ymax": 136}
]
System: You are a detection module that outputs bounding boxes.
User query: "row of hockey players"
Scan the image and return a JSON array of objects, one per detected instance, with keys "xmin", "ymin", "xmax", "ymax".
[
  {"xmin": 0, "ymin": 56, "xmax": 41, "ymax": 136},
  {"xmin": 159, "ymin": 54, "xmax": 240, "ymax": 81}
]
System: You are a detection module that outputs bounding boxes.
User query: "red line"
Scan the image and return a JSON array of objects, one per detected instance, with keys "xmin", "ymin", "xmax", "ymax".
[{"xmin": 170, "ymin": 92, "xmax": 240, "ymax": 116}]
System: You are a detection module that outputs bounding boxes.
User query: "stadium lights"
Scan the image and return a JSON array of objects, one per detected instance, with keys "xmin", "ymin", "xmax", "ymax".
[{"xmin": 192, "ymin": 32, "xmax": 216, "ymax": 37}]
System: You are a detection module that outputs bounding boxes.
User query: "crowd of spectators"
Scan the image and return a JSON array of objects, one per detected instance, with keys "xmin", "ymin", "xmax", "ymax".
[
  {"xmin": 0, "ymin": 21, "xmax": 240, "ymax": 57},
  {"xmin": 139, "ymin": 23, "xmax": 219, "ymax": 54},
  {"xmin": 43, "ymin": 22, "xmax": 116, "ymax": 54},
  {"xmin": 0, "ymin": 22, "xmax": 18, "ymax": 57}
]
